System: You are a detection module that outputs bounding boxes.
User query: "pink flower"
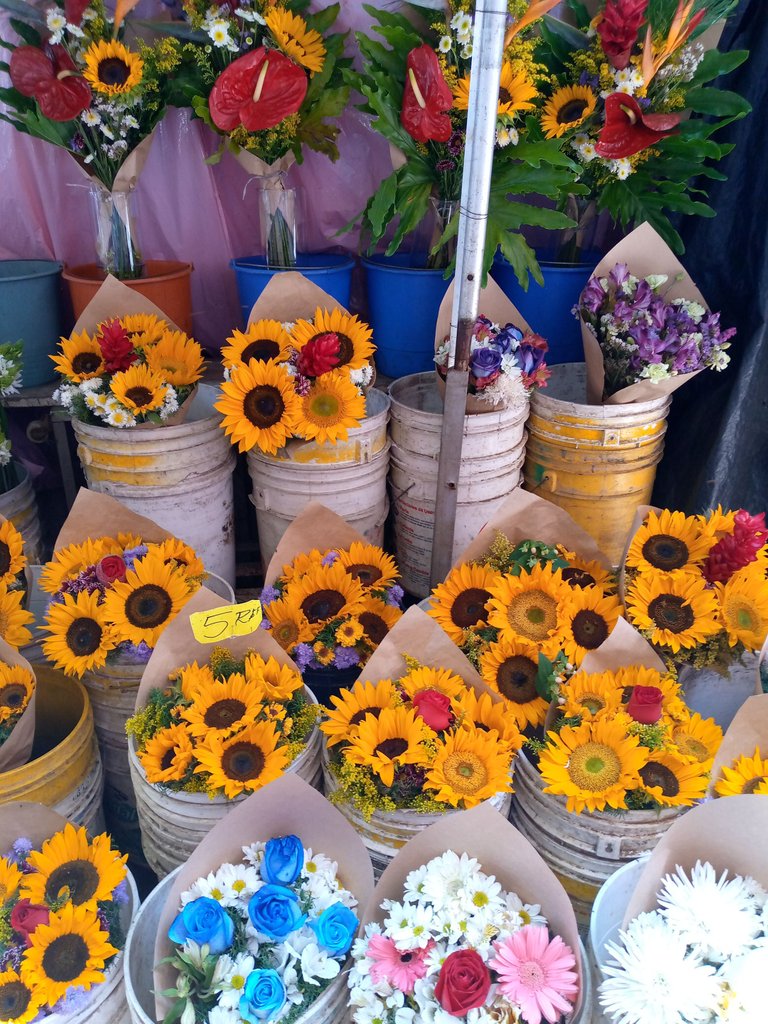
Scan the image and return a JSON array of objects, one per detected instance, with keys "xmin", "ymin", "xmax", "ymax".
[
  {"xmin": 489, "ymin": 925, "xmax": 578, "ymax": 1024},
  {"xmin": 367, "ymin": 934, "xmax": 433, "ymax": 993}
]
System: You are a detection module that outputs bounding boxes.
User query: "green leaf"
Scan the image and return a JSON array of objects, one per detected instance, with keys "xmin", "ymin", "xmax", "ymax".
[
  {"xmin": 305, "ymin": 2, "xmax": 340, "ymax": 36},
  {"xmin": 8, "ymin": 17, "xmax": 41, "ymax": 46},
  {"xmin": 535, "ymin": 654, "xmax": 555, "ymax": 701},
  {"xmin": 686, "ymin": 87, "xmax": 751, "ymax": 118},
  {"xmin": 385, "ymin": 182, "xmax": 432, "ymax": 254},
  {"xmin": 541, "ymin": 15, "xmax": 590, "ymax": 55},
  {"xmin": 367, "ymin": 173, "xmax": 398, "ymax": 238},
  {"xmin": 565, "ymin": 0, "xmax": 592, "ymax": 29},
  {"xmin": 689, "ymin": 48, "xmax": 749, "ymax": 87}
]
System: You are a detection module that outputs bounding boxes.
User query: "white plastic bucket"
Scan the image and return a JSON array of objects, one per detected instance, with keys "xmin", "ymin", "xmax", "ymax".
[
  {"xmin": 72, "ymin": 385, "xmax": 237, "ymax": 585},
  {"xmin": 269, "ymin": 388, "xmax": 390, "ymax": 464},
  {"xmin": 387, "ymin": 373, "xmax": 528, "ymax": 597},
  {"xmin": 0, "ymin": 465, "xmax": 42, "ymax": 562},
  {"xmin": 677, "ymin": 650, "xmax": 760, "ymax": 731}
]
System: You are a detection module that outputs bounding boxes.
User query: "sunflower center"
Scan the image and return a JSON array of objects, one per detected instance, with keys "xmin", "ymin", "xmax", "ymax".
[
  {"xmin": 0, "ymin": 542, "xmax": 9, "ymax": 577},
  {"xmin": 221, "ymin": 741, "xmax": 265, "ymax": 781},
  {"xmin": 272, "ymin": 621, "xmax": 299, "ymax": 648},
  {"xmin": 571, "ymin": 609, "xmax": 609, "ymax": 649},
  {"xmin": 205, "ymin": 698, "xmax": 247, "ymax": 729},
  {"xmin": 244, "ymin": 385, "xmax": 284, "ymax": 428},
  {"xmin": 66, "ymin": 616, "xmax": 103, "ymax": 657},
  {"xmin": 518, "ymin": 961, "xmax": 545, "ymax": 990},
  {"xmin": 642, "ymin": 534, "xmax": 690, "ymax": 571},
  {"xmin": 647, "ymin": 595, "xmax": 695, "ymax": 633},
  {"xmin": 639, "ymin": 761, "xmax": 679, "ymax": 796},
  {"xmin": 507, "ymin": 591, "xmax": 558, "ymax": 641},
  {"xmin": 442, "ymin": 751, "xmax": 488, "ymax": 795},
  {"xmin": 241, "ymin": 340, "xmax": 281, "ymax": 364},
  {"xmin": 499, "ymin": 87, "xmax": 512, "ymax": 104},
  {"xmin": 45, "ymin": 860, "xmax": 100, "ymax": 906},
  {"xmin": 124, "ymin": 386, "xmax": 154, "ymax": 408},
  {"xmin": 0, "ymin": 981, "xmax": 31, "ymax": 1018},
  {"xmin": 300, "ymin": 589, "xmax": 346, "ymax": 623},
  {"xmin": 374, "ymin": 738, "xmax": 408, "ymax": 760},
  {"xmin": 561, "ymin": 567, "xmax": 595, "ymax": 588},
  {"xmin": 580, "ymin": 695, "xmax": 605, "ymax": 715},
  {"xmin": 98, "ymin": 57, "xmax": 131, "ymax": 87},
  {"xmin": 359, "ymin": 611, "xmax": 387, "ymax": 645},
  {"xmin": 345, "ymin": 563, "xmax": 382, "ymax": 587},
  {"xmin": 160, "ymin": 747, "xmax": 177, "ymax": 771},
  {"xmin": 741, "ymin": 776, "xmax": 766, "ymax": 794},
  {"xmin": 450, "ymin": 588, "xmax": 491, "ymax": 629},
  {"xmin": 558, "ymin": 99, "xmax": 588, "ymax": 124},
  {"xmin": 42, "ymin": 933, "xmax": 90, "ymax": 982},
  {"xmin": 495, "ymin": 655, "xmax": 538, "ymax": 703},
  {"xmin": 729, "ymin": 600, "xmax": 758, "ymax": 631},
  {"xmin": 0, "ymin": 684, "xmax": 27, "ymax": 710},
  {"xmin": 350, "ymin": 707, "xmax": 382, "ymax": 726},
  {"xmin": 124, "ymin": 584, "xmax": 173, "ymax": 629},
  {"xmin": 308, "ymin": 392, "xmax": 340, "ymax": 420},
  {"xmin": 673, "ymin": 733, "xmax": 709, "ymax": 762},
  {"xmin": 567, "ymin": 742, "xmax": 621, "ymax": 791}
]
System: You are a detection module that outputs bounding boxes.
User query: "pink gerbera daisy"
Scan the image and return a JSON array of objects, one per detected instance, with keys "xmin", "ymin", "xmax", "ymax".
[
  {"xmin": 367, "ymin": 934, "xmax": 434, "ymax": 993},
  {"xmin": 489, "ymin": 924, "xmax": 579, "ymax": 1024}
]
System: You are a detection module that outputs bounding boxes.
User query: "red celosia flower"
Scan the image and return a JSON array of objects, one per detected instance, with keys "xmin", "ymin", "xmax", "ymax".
[
  {"xmin": 597, "ymin": 0, "xmax": 649, "ymax": 69},
  {"xmin": 595, "ymin": 93, "xmax": 681, "ymax": 159},
  {"xmin": 9, "ymin": 44, "xmax": 91, "ymax": 122},
  {"xmin": 209, "ymin": 47, "xmax": 308, "ymax": 133},
  {"xmin": 296, "ymin": 333, "xmax": 340, "ymax": 377},
  {"xmin": 98, "ymin": 319, "xmax": 136, "ymax": 373},
  {"xmin": 703, "ymin": 511, "xmax": 768, "ymax": 584},
  {"xmin": 401, "ymin": 45, "xmax": 453, "ymax": 144}
]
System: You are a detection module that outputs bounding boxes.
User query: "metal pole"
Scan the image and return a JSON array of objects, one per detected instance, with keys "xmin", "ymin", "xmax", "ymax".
[{"xmin": 429, "ymin": 0, "xmax": 508, "ymax": 588}]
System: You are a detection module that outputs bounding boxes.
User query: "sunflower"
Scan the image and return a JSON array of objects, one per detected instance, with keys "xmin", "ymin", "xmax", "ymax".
[
  {"xmin": 121, "ymin": 314, "xmax": 168, "ymax": 347},
  {"xmin": 313, "ymin": 642, "xmax": 335, "ymax": 666},
  {"xmin": 263, "ymin": 595, "xmax": 314, "ymax": 652},
  {"xmin": 290, "ymin": 308, "xmax": 374, "ymax": 371},
  {"xmin": 41, "ymin": 591, "xmax": 118, "ymax": 677},
  {"xmin": 558, "ymin": 548, "xmax": 616, "ymax": 591},
  {"xmin": 454, "ymin": 689, "xmax": 523, "ymax": 751},
  {"xmin": 698, "ymin": 505, "xmax": 737, "ymax": 538},
  {"xmin": 172, "ymin": 661, "xmax": 216, "ymax": 701},
  {"xmin": 0, "ymin": 665, "xmax": 34, "ymax": 723},
  {"xmin": 625, "ymin": 572, "xmax": 721, "ymax": 653},
  {"xmin": 194, "ymin": 721, "xmax": 288, "ymax": 799},
  {"xmin": 152, "ymin": 537, "xmax": 205, "ymax": 582},
  {"xmin": 278, "ymin": 549, "xmax": 326, "ymax": 585},
  {"xmin": 345, "ymin": 706, "xmax": 431, "ymax": 786},
  {"xmin": 216, "ymin": 359, "xmax": 301, "ymax": 455},
  {"xmin": 429, "ymin": 562, "xmax": 501, "ymax": 644},
  {"xmin": 399, "ymin": 666, "xmax": 467, "ymax": 704},
  {"xmin": 288, "ymin": 562, "xmax": 366, "ymax": 626},
  {"xmin": 453, "ymin": 62, "xmax": 537, "ymax": 116},
  {"xmin": 337, "ymin": 618, "xmax": 364, "ymax": 647},
  {"xmin": 479, "ymin": 636, "xmax": 548, "ymax": 730},
  {"xmin": 145, "ymin": 331, "xmax": 205, "ymax": 387},
  {"xmin": 636, "ymin": 749, "xmax": 708, "ymax": 807},
  {"xmin": 139, "ymin": 722, "xmax": 196, "ymax": 784},
  {"xmin": 109, "ymin": 363, "xmax": 168, "ymax": 415},
  {"xmin": 0, "ymin": 856, "xmax": 22, "ymax": 903},
  {"xmin": 83, "ymin": 39, "xmax": 143, "ymax": 95},
  {"xmin": 538, "ymin": 717, "xmax": 649, "ymax": 814},
  {"xmin": 299, "ymin": 372, "xmax": 366, "ymax": 445},
  {"xmin": 716, "ymin": 564, "xmax": 768, "ymax": 650},
  {"xmin": 358, "ymin": 596, "xmax": 402, "ymax": 648},
  {"xmin": 21, "ymin": 823, "xmax": 126, "ymax": 911},
  {"xmin": 670, "ymin": 712, "xmax": 723, "ymax": 766},
  {"xmin": 50, "ymin": 332, "xmax": 104, "ymax": 383},
  {"xmin": 0, "ymin": 969, "xmax": 42, "ymax": 1024},
  {"xmin": 541, "ymin": 85, "xmax": 597, "ymax": 139},
  {"xmin": 321, "ymin": 678, "xmax": 397, "ymax": 746},
  {"xmin": 612, "ymin": 665, "xmax": 689, "ymax": 724},
  {"xmin": 20, "ymin": 902, "xmax": 118, "ymax": 1006},
  {"xmin": 626, "ymin": 509, "xmax": 714, "ymax": 575},
  {"xmin": 0, "ymin": 520, "xmax": 25, "ymax": 587},
  {"xmin": 560, "ymin": 587, "xmax": 623, "ymax": 665},
  {"xmin": 715, "ymin": 748, "xmax": 768, "ymax": 797},
  {"xmin": 182, "ymin": 673, "xmax": 262, "ymax": 738},
  {"xmin": 222, "ymin": 320, "xmax": 292, "ymax": 370},
  {"xmin": 486, "ymin": 563, "xmax": 570, "ymax": 654},
  {"xmin": 39, "ymin": 539, "xmax": 111, "ymax": 594},
  {"xmin": 0, "ymin": 587, "xmax": 33, "ymax": 649},
  {"xmin": 560, "ymin": 670, "xmax": 623, "ymax": 722},
  {"xmin": 244, "ymin": 654, "xmax": 304, "ymax": 701},
  {"xmin": 102, "ymin": 553, "xmax": 190, "ymax": 647},
  {"xmin": 425, "ymin": 725, "xmax": 513, "ymax": 808},
  {"xmin": 264, "ymin": 7, "xmax": 326, "ymax": 74},
  {"xmin": 338, "ymin": 543, "xmax": 399, "ymax": 591}
]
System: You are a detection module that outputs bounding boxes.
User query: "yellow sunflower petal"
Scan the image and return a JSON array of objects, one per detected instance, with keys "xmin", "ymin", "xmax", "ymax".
[
  {"xmin": 139, "ymin": 722, "xmax": 196, "ymax": 783},
  {"xmin": 479, "ymin": 636, "xmax": 548, "ymax": 730},
  {"xmin": 0, "ymin": 519, "xmax": 26, "ymax": 587},
  {"xmin": 320, "ymin": 678, "xmax": 398, "ymax": 746},
  {"xmin": 715, "ymin": 563, "xmax": 768, "ymax": 650},
  {"xmin": 560, "ymin": 586, "xmax": 623, "ymax": 666},
  {"xmin": 0, "ymin": 664, "xmax": 35, "ymax": 723},
  {"xmin": 626, "ymin": 509, "xmax": 714, "ymax": 575},
  {"xmin": 216, "ymin": 359, "xmax": 302, "ymax": 455},
  {"xmin": 144, "ymin": 331, "xmax": 204, "ymax": 388},
  {"xmin": 635, "ymin": 748, "xmax": 708, "ymax": 807},
  {"xmin": 21, "ymin": 823, "xmax": 126, "ymax": 910},
  {"xmin": 345, "ymin": 706, "xmax": 431, "ymax": 787},
  {"xmin": 263, "ymin": 595, "xmax": 314, "ymax": 652},
  {"xmin": 41, "ymin": 590, "xmax": 118, "ymax": 677},
  {"xmin": 298, "ymin": 371, "xmax": 366, "ymax": 446},
  {"xmin": 193, "ymin": 720, "xmax": 288, "ymax": 799},
  {"xmin": 454, "ymin": 61, "xmax": 537, "ymax": 116},
  {"xmin": 289, "ymin": 308, "xmax": 373, "ymax": 370},
  {"xmin": 358, "ymin": 596, "xmax": 403, "ymax": 649},
  {"xmin": 101, "ymin": 552, "xmax": 192, "ymax": 647},
  {"xmin": 429, "ymin": 562, "xmax": 502, "ymax": 644},
  {"xmin": 221, "ymin": 320, "xmax": 293, "ymax": 370},
  {"xmin": 486, "ymin": 562, "xmax": 570, "ymax": 655},
  {"xmin": 0, "ymin": 586, "xmax": 34, "ymax": 649},
  {"xmin": 0, "ymin": 968, "xmax": 43, "ymax": 1024},
  {"xmin": 286, "ymin": 562, "xmax": 366, "ymax": 627},
  {"xmin": 714, "ymin": 747, "xmax": 768, "ymax": 797},
  {"xmin": 51, "ymin": 332, "xmax": 104, "ymax": 383},
  {"xmin": 109, "ymin": 363, "xmax": 168, "ymax": 415},
  {"xmin": 83, "ymin": 40, "xmax": 143, "ymax": 96},
  {"xmin": 264, "ymin": 7, "xmax": 326, "ymax": 74},
  {"xmin": 337, "ymin": 542, "xmax": 400, "ymax": 591},
  {"xmin": 541, "ymin": 84, "xmax": 597, "ymax": 138},
  {"xmin": 424, "ymin": 725, "xmax": 514, "ymax": 808},
  {"xmin": 670, "ymin": 711, "xmax": 723, "ymax": 765},
  {"xmin": 625, "ymin": 571, "xmax": 722, "ymax": 654}
]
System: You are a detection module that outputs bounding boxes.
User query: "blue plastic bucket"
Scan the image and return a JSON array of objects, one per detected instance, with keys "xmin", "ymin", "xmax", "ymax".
[
  {"xmin": 491, "ymin": 253, "xmax": 599, "ymax": 365},
  {"xmin": 0, "ymin": 260, "xmax": 63, "ymax": 387},
  {"xmin": 231, "ymin": 253, "xmax": 355, "ymax": 325},
  {"xmin": 363, "ymin": 255, "xmax": 452, "ymax": 379}
]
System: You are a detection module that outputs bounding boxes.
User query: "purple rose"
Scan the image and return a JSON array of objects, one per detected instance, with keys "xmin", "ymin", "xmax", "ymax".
[
  {"xmin": 469, "ymin": 347, "xmax": 502, "ymax": 379},
  {"xmin": 494, "ymin": 323, "xmax": 524, "ymax": 354},
  {"xmin": 515, "ymin": 333, "xmax": 549, "ymax": 376}
]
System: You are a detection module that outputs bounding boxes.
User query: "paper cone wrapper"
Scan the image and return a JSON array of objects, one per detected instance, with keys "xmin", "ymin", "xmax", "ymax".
[
  {"xmin": 0, "ymin": 802, "xmax": 71, "ymax": 852},
  {"xmin": 264, "ymin": 502, "xmax": 367, "ymax": 587},
  {"xmin": 360, "ymin": 804, "xmax": 584, "ymax": 1012},
  {"xmin": 623, "ymin": 795, "xmax": 768, "ymax": 925},
  {"xmin": 0, "ymin": 638, "xmax": 37, "ymax": 773},
  {"xmin": 135, "ymin": 586, "xmax": 299, "ymax": 712},
  {"xmin": 580, "ymin": 223, "xmax": 708, "ymax": 405},
  {"xmin": 233, "ymin": 148, "xmax": 296, "ymax": 181},
  {"xmin": 75, "ymin": 128, "xmax": 155, "ymax": 195},
  {"xmin": 579, "ymin": 616, "xmax": 666, "ymax": 675},
  {"xmin": 454, "ymin": 488, "xmax": 612, "ymax": 571},
  {"xmin": 246, "ymin": 270, "xmax": 349, "ymax": 327},
  {"xmin": 153, "ymin": 774, "xmax": 375, "ymax": 1018},
  {"xmin": 53, "ymin": 489, "xmax": 176, "ymax": 552},
  {"xmin": 706, "ymin": 694, "xmax": 768, "ymax": 797},
  {"xmin": 71, "ymin": 272, "xmax": 184, "ymax": 338}
]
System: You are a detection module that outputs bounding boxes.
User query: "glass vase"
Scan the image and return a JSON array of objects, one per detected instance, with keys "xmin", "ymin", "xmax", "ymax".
[
  {"xmin": 88, "ymin": 184, "xmax": 143, "ymax": 280},
  {"xmin": 426, "ymin": 197, "xmax": 459, "ymax": 270},
  {"xmin": 259, "ymin": 177, "xmax": 298, "ymax": 269}
]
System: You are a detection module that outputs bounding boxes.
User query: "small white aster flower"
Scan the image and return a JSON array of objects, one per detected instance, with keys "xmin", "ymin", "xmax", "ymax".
[
  {"xmin": 438, "ymin": 35, "xmax": 452, "ymax": 53},
  {"xmin": 82, "ymin": 110, "xmax": 101, "ymax": 127},
  {"xmin": 236, "ymin": 6, "xmax": 265, "ymax": 23},
  {"xmin": 46, "ymin": 9, "xmax": 67, "ymax": 43},
  {"xmin": 207, "ymin": 19, "xmax": 231, "ymax": 47},
  {"xmin": 579, "ymin": 142, "xmax": 597, "ymax": 162},
  {"xmin": 461, "ymin": 43, "xmax": 473, "ymax": 59},
  {"xmin": 0, "ymin": 441, "xmax": 12, "ymax": 468},
  {"xmin": 106, "ymin": 406, "xmax": 137, "ymax": 428}
]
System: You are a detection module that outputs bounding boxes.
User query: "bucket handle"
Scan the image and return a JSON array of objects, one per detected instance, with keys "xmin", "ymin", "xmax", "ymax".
[
  {"xmin": 529, "ymin": 469, "xmax": 558, "ymax": 495},
  {"xmin": 387, "ymin": 477, "xmax": 416, "ymax": 502}
]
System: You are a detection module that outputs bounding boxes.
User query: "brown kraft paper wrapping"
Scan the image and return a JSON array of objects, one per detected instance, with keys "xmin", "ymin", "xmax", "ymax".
[
  {"xmin": 53, "ymin": 488, "xmax": 176, "ymax": 552},
  {"xmin": 0, "ymin": 802, "xmax": 71, "ymax": 852},
  {"xmin": 579, "ymin": 616, "xmax": 667, "ymax": 675},
  {"xmin": 264, "ymin": 502, "xmax": 368, "ymax": 588},
  {"xmin": 246, "ymin": 270, "xmax": 349, "ymax": 327},
  {"xmin": 706, "ymin": 693, "xmax": 768, "ymax": 797},
  {"xmin": 153, "ymin": 774, "xmax": 375, "ymax": 1019},
  {"xmin": 0, "ymin": 637, "xmax": 37, "ymax": 773},
  {"xmin": 234, "ymin": 148, "xmax": 296, "ymax": 181},
  {"xmin": 71, "ymin": 272, "xmax": 185, "ymax": 338}
]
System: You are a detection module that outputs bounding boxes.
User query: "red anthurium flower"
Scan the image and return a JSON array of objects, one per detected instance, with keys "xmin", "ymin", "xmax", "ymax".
[
  {"xmin": 209, "ymin": 47, "xmax": 308, "ymax": 133},
  {"xmin": 65, "ymin": 0, "xmax": 92, "ymax": 25},
  {"xmin": 9, "ymin": 44, "xmax": 91, "ymax": 122},
  {"xmin": 597, "ymin": 0, "xmax": 649, "ymax": 70},
  {"xmin": 595, "ymin": 93, "xmax": 681, "ymax": 159},
  {"xmin": 401, "ymin": 45, "xmax": 453, "ymax": 144}
]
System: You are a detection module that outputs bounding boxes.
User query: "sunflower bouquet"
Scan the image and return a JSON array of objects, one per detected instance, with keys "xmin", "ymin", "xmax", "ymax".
[
  {"xmin": 0, "ymin": 517, "xmax": 34, "ymax": 652},
  {"xmin": 0, "ymin": 637, "xmax": 36, "ymax": 773},
  {"xmin": 706, "ymin": 695, "xmax": 768, "ymax": 799},
  {"xmin": 623, "ymin": 504, "xmax": 768, "ymax": 670}
]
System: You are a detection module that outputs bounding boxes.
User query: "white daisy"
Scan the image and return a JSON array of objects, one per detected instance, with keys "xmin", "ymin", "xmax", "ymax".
[
  {"xmin": 610, "ymin": 158, "xmax": 633, "ymax": 180},
  {"xmin": 0, "ymin": 441, "xmax": 11, "ymax": 468},
  {"xmin": 82, "ymin": 110, "xmax": 101, "ymax": 127},
  {"xmin": 213, "ymin": 952, "xmax": 255, "ymax": 1010},
  {"xmin": 179, "ymin": 869, "xmax": 229, "ymax": 906},
  {"xmin": 208, "ymin": 1007, "xmax": 241, "ymax": 1024},
  {"xmin": 46, "ymin": 9, "xmax": 67, "ymax": 43},
  {"xmin": 207, "ymin": 19, "xmax": 231, "ymax": 47},
  {"xmin": 421, "ymin": 851, "xmax": 479, "ymax": 905},
  {"xmin": 235, "ymin": 6, "xmax": 265, "ymax": 23},
  {"xmin": 438, "ymin": 35, "xmax": 452, "ymax": 53},
  {"xmin": 242, "ymin": 840, "xmax": 266, "ymax": 867},
  {"xmin": 384, "ymin": 900, "xmax": 435, "ymax": 949},
  {"xmin": 211, "ymin": 862, "xmax": 263, "ymax": 907}
]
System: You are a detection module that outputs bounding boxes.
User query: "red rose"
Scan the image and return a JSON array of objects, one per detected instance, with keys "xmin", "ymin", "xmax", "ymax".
[
  {"xmin": 95, "ymin": 554, "xmax": 127, "ymax": 585},
  {"xmin": 98, "ymin": 319, "xmax": 136, "ymax": 373},
  {"xmin": 412, "ymin": 689, "xmax": 452, "ymax": 732},
  {"xmin": 10, "ymin": 900, "xmax": 49, "ymax": 945},
  {"xmin": 435, "ymin": 949, "xmax": 491, "ymax": 1015},
  {"xmin": 626, "ymin": 685, "xmax": 664, "ymax": 724},
  {"xmin": 296, "ymin": 333, "xmax": 341, "ymax": 378}
]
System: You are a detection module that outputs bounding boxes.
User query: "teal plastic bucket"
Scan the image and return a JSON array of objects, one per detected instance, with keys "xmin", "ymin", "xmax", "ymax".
[
  {"xmin": 363, "ymin": 255, "xmax": 452, "ymax": 379},
  {"xmin": 0, "ymin": 260, "xmax": 63, "ymax": 387},
  {"xmin": 231, "ymin": 253, "xmax": 355, "ymax": 325}
]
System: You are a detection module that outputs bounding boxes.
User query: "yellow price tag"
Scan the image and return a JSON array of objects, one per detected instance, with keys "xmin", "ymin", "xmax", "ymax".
[{"xmin": 190, "ymin": 601, "xmax": 263, "ymax": 644}]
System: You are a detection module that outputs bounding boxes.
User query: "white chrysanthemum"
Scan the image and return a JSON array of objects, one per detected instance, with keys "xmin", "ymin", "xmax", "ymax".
[
  {"xmin": 105, "ymin": 406, "xmax": 136, "ymax": 428},
  {"xmin": 610, "ymin": 157, "xmax": 633, "ymax": 180},
  {"xmin": 211, "ymin": 862, "xmax": 262, "ymax": 907},
  {"xmin": 0, "ymin": 440, "xmax": 11, "ymax": 468},
  {"xmin": 208, "ymin": 1005, "xmax": 241, "ymax": 1024},
  {"xmin": 579, "ymin": 141, "xmax": 597, "ymax": 162},
  {"xmin": 242, "ymin": 840, "xmax": 266, "ymax": 867},
  {"xmin": 82, "ymin": 109, "xmax": 101, "ymax": 127},
  {"xmin": 658, "ymin": 862, "xmax": 763, "ymax": 963},
  {"xmin": 717, "ymin": 945, "xmax": 768, "ymax": 1023},
  {"xmin": 84, "ymin": 391, "xmax": 109, "ymax": 412},
  {"xmin": 349, "ymin": 364, "xmax": 374, "ymax": 388},
  {"xmin": 614, "ymin": 68, "xmax": 633, "ymax": 86},
  {"xmin": 298, "ymin": 941, "xmax": 340, "ymax": 985},
  {"xmin": 302, "ymin": 848, "xmax": 338, "ymax": 881},
  {"xmin": 180, "ymin": 869, "xmax": 231, "ymax": 906},
  {"xmin": 403, "ymin": 863, "xmax": 430, "ymax": 904},
  {"xmin": 122, "ymin": 114, "xmax": 140, "ymax": 131},
  {"xmin": 206, "ymin": 18, "xmax": 231, "ymax": 46},
  {"xmin": 461, "ymin": 43, "xmax": 473, "ymax": 59},
  {"xmin": 212, "ymin": 952, "xmax": 254, "ymax": 1010},
  {"xmin": 599, "ymin": 911, "xmax": 720, "ymax": 1024},
  {"xmin": 496, "ymin": 126, "xmax": 518, "ymax": 148},
  {"xmin": 421, "ymin": 851, "xmax": 480, "ymax": 905},
  {"xmin": 384, "ymin": 900, "xmax": 436, "ymax": 950},
  {"xmin": 353, "ymin": 998, "xmax": 389, "ymax": 1024},
  {"xmin": 235, "ymin": 7, "xmax": 265, "ymax": 23},
  {"xmin": 46, "ymin": 9, "xmax": 67, "ymax": 42}
]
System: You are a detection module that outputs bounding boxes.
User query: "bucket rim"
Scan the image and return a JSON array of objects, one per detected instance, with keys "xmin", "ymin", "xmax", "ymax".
[
  {"xmin": 362, "ymin": 254, "xmax": 453, "ymax": 277},
  {"xmin": 62, "ymin": 260, "xmax": 193, "ymax": 284},
  {"xmin": 71, "ymin": 382, "xmax": 223, "ymax": 438},
  {"xmin": 0, "ymin": 259, "xmax": 63, "ymax": 281},
  {"xmin": 230, "ymin": 253, "xmax": 355, "ymax": 273}
]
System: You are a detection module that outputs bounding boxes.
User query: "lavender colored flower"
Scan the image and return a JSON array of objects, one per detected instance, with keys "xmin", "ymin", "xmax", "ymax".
[
  {"xmin": 0, "ymin": 946, "xmax": 22, "ymax": 971},
  {"xmin": 117, "ymin": 641, "xmax": 153, "ymax": 664},
  {"xmin": 293, "ymin": 643, "xmax": 315, "ymax": 671},
  {"xmin": 385, "ymin": 584, "xmax": 404, "ymax": 607},
  {"xmin": 259, "ymin": 617, "xmax": 271, "ymax": 630},
  {"xmin": 579, "ymin": 275, "xmax": 606, "ymax": 314},
  {"xmin": 334, "ymin": 647, "xmax": 360, "ymax": 670},
  {"xmin": 113, "ymin": 879, "xmax": 130, "ymax": 904},
  {"xmin": 608, "ymin": 262, "xmax": 630, "ymax": 290},
  {"xmin": 321, "ymin": 551, "xmax": 340, "ymax": 567},
  {"xmin": 579, "ymin": 71, "xmax": 599, "ymax": 90},
  {"xmin": 69, "ymin": 133, "xmax": 85, "ymax": 152},
  {"xmin": 259, "ymin": 585, "xmax": 280, "ymax": 606},
  {"xmin": 469, "ymin": 347, "xmax": 502, "ymax": 379},
  {"xmin": 515, "ymin": 336, "xmax": 548, "ymax": 376},
  {"xmin": 494, "ymin": 322, "xmax": 524, "ymax": 355},
  {"xmin": 52, "ymin": 987, "xmax": 91, "ymax": 1016},
  {"xmin": 122, "ymin": 544, "xmax": 149, "ymax": 569},
  {"xmin": 9, "ymin": 837, "xmax": 32, "ymax": 864}
]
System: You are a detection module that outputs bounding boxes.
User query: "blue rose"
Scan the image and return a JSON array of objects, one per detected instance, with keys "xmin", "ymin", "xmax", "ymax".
[
  {"xmin": 494, "ymin": 323, "xmax": 524, "ymax": 354},
  {"xmin": 469, "ymin": 347, "xmax": 502, "ymax": 380},
  {"xmin": 262, "ymin": 835, "xmax": 304, "ymax": 886},
  {"xmin": 310, "ymin": 902, "xmax": 359, "ymax": 957},
  {"xmin": 248, "ymin": 884, "xmax": 306, "ymax": 940},
  {"xmin": 168, "ymin": 897, "xmax": 234, "ymax": 955},
  {"xmin": 239, "ymin": 969, "xmax": 286, "ymax": 1023}
]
